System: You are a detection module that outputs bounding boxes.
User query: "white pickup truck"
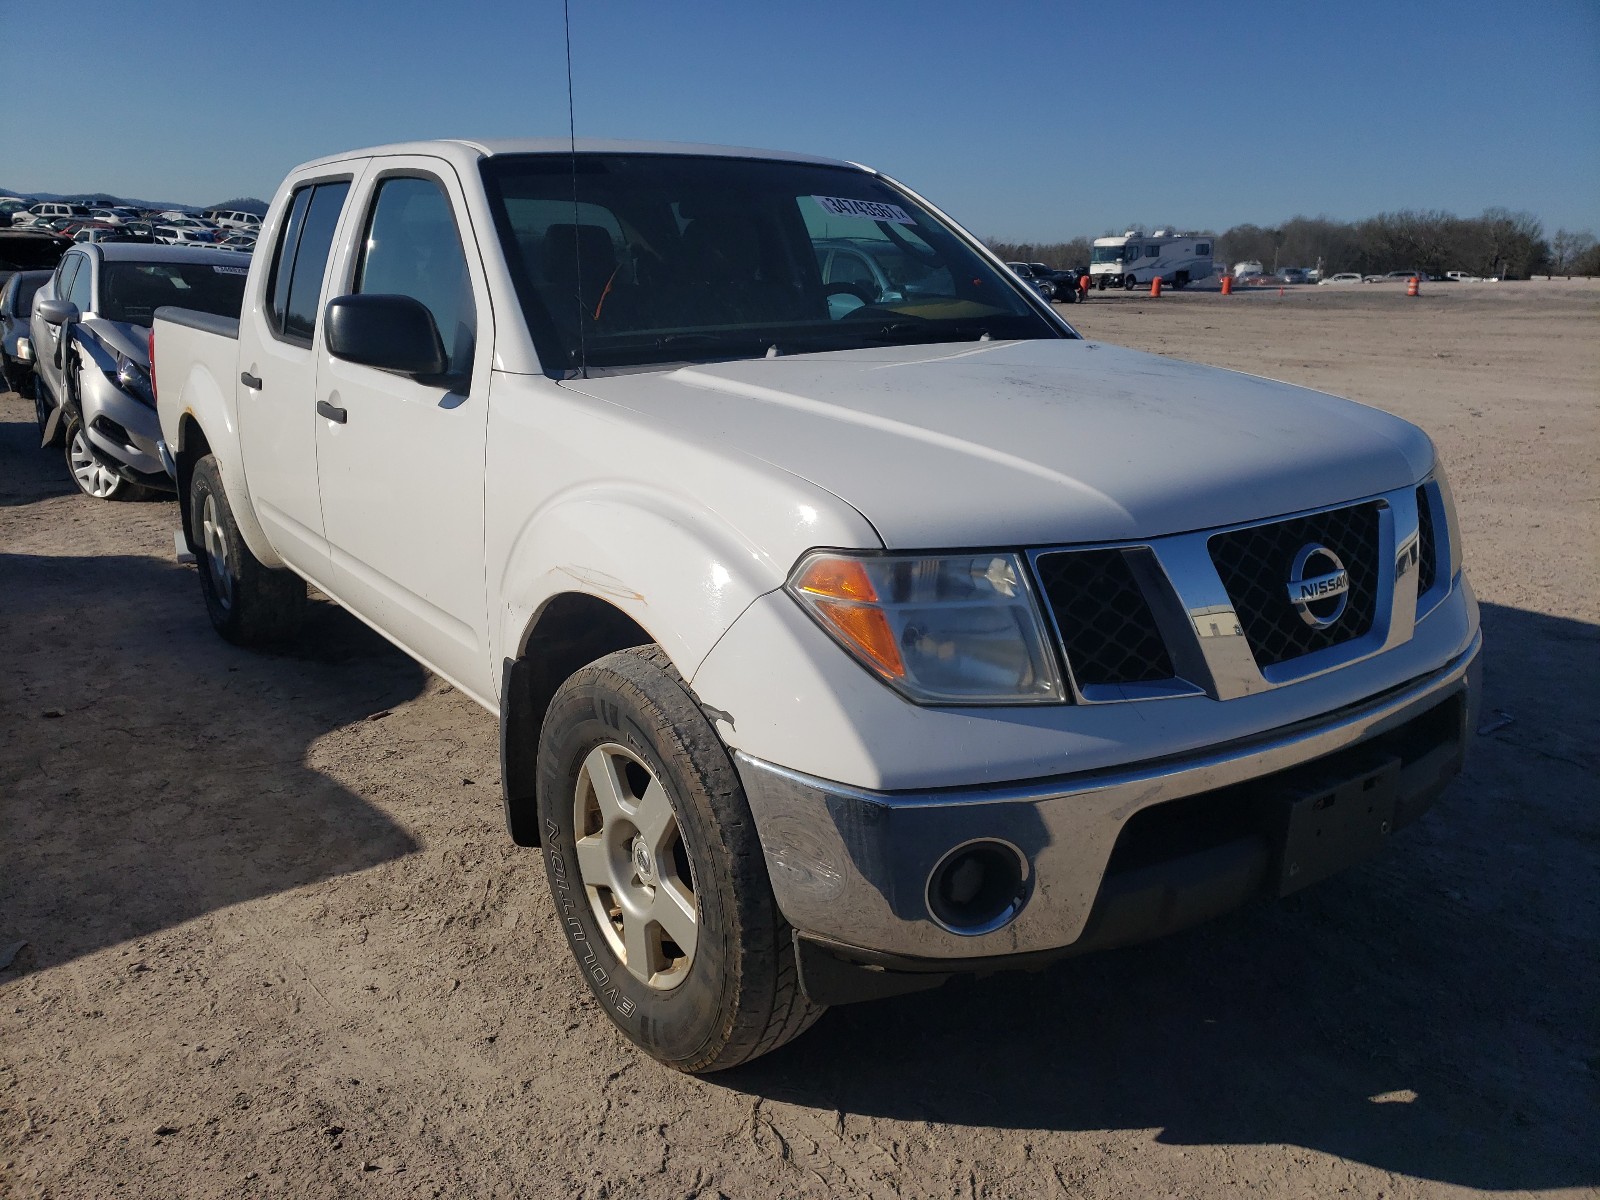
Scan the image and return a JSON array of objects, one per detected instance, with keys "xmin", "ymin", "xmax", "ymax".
[{"xmin": 152, "ymin": 138, "xmax": 1481, "ymax": 1072}]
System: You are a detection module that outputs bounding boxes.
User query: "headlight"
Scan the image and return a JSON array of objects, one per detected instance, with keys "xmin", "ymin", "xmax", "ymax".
[
  {"xmin": 1430, "ymin": 457, "xmax": 1463, "ymax": 582},
  {"xmin": 106, "ymin": 352, "xmax": 154, "ymax": 407},
  {"xmin": 787, "ymin": 551, "xmax": 1065, "ymax": 705},
  {"xmin": 15, "ymin": 336, "xmax": 31, "ymax": 362}
]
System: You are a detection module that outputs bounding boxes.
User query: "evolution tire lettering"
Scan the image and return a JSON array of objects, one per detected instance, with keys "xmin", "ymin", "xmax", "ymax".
[{"xmin": 549, "ymin": 793, "xmax": 634, "ymax": 1021}]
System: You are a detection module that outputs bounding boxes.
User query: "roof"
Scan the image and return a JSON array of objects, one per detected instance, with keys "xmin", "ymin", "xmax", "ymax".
[
  {"xmin": 292, "ymin": 137, "xmax": 860, "ymax": 173},
  {"xmin": 88, "ymin": 243, "xmax": 245, "ymax": 265}
]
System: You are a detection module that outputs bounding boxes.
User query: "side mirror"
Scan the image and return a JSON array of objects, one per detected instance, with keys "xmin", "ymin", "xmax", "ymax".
[
  {"xmin": 324, "ymin": 294, "xmax": 447, "ymax": 377},
  {"xmin": 37, "ymin": 298, "xmax": 81, "ymax": 327}
]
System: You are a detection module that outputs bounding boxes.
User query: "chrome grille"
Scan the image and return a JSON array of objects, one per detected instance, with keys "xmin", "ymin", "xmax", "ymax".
[
  {"xmin": 1207, "ymin": 502, "xmax": 1382, "ymax": 669},
  {"xmin": 1034, "ymin": 549, "xmax": 1175, "ymax": 688}
]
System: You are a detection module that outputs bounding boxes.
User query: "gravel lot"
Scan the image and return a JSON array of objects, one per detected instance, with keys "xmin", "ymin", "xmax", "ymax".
[{"xmin": 2, "ymin": 281, "xmax": 1596, "ymax": 1199}]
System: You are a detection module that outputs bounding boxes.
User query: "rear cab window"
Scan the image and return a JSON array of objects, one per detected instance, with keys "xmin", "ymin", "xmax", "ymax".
[{"xmin": 265, "ymin": 179, "xmax": 352, "ymax": 345}]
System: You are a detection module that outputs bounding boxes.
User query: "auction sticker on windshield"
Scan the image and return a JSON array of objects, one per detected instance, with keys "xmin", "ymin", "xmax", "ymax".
[
  {"xmin": 212, "ymin": 265, "xmax": 250, "ymax": 276},
  {"xmin": 812, "ymin": 196, "xmax": 916, "ymax": 225}
]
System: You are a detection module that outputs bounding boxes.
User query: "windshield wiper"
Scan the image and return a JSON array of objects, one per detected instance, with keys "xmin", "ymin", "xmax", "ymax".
[{"xmin": 857, "ymin": 320, "xmax": 990, "ymax": 344}]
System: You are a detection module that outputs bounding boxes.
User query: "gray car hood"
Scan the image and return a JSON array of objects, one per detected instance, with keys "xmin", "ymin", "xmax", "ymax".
[
  {"xmin": 80, "ymin": 317, "xmax": 149, "ymax": 367},
  {"xmin": 566, "ymin": 338, "xmax": 1433, "ymax": 547}
]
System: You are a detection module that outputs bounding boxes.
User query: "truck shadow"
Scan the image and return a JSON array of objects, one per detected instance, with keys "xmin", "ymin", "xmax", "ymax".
[
  {"xmin": 721, "ymin": 601, "xmax": 1600, "ymax": 1192},
  {"xmin": 0, "ymin": 548, "xmax": 426, "ymax": 980}
]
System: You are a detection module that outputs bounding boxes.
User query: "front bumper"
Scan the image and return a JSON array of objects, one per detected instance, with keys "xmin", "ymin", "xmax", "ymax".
[
  {"xmin": 80, "ymin": 379, "xmax": 173, "ymax": 491},
  {"xmin": 736, "ymin": 631, "xmax": 1480, "ymax": 968}
]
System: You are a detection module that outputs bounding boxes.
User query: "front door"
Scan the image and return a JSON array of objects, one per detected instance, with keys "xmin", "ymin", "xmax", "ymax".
[{"xmin": 311, "ymin": 158, "xmax": 492, "ymax": 702}]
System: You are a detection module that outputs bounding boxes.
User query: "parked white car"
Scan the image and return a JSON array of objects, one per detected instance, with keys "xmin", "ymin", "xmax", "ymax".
[
  {"xmin": 152, "ymin": 138, "xmax": 1480, "ymax": 1073},
  {"xmin": 13, "ymin": 202, "xmax": 92, "ymax": 230},
  {"xmin": 202, "ymin": 208, "xmax": 263, "ymax": 232},
  {"xmin": 153, "ymin": 225, "xmax": 219, "ymax": 247},
  {"xmin": 1319, "ymin": 272, "xmax": 1365, "ymax": 285}
]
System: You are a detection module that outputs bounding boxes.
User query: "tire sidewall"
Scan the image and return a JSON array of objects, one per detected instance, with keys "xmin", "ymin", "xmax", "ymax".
[
  {"xmin": 189, "ymin": 458, "xmax": 239, "ymax": 634},
  {"xmin": 536, "ymin": 665, "xmax": 743, "ymax": 1068}
]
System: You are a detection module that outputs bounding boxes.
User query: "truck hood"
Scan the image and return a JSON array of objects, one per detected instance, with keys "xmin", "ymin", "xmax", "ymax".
[{"xmin": 565, "ymin": 339, "xmax": 1433, "ymax": 547}]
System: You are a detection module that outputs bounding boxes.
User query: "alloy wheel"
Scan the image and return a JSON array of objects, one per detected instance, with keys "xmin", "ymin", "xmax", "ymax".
[
  {"xmin": 200, "ymin": 492, "xmax": 234, "ymax": 610},
  {"xmin": 571, "ymin": 742, "xmax": 698, "ymax": 990}
]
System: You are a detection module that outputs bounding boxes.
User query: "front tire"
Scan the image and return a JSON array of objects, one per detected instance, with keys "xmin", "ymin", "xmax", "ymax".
[
  {"xmin": 64, "ymin": 414, "xmax": 129, "ymax": 500},
  {"xmin": 189, "ymin": 454, "xmax": 306, "ymax": 645},
  {"xmin": 536, "ymin": 645, "xmax": 824, "ymax": 1072}
]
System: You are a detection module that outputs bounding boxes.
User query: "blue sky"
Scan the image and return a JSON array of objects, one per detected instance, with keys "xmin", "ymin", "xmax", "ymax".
[{"xmin": 3, "ymin": 0, "xmax": 1596, "ymax": 239}]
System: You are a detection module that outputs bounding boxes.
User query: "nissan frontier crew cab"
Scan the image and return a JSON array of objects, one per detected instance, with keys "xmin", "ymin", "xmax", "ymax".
[{"xmin": 152, "ymin": 139, "xmax": 1480, "ymax": 1073}]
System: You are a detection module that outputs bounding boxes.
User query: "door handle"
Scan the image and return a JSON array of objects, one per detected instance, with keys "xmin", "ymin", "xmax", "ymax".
[
  {"xmin": 240, "ymin": 371, "xmax": 262, "ymax": 390},
  {"xmin": 316, "ymin": 399, "xmax": 348, "ymax": 424}
]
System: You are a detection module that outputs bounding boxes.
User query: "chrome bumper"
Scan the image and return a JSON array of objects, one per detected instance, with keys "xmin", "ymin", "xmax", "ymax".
[{"xmin": 735, "ymin": 632, "xmax": 1481, "ymax": 961}]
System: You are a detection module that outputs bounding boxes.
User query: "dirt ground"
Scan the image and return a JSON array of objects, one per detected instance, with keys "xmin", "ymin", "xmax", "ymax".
[{"xmin": 2, "ymin": 280, "xmax": 1596, "ymax": 1199}]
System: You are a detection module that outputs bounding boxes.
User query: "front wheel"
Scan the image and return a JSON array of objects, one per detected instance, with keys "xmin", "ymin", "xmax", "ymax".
[
  {"xmin": 189, "ymin": 454, "xmax": 306, "ymax": 645},
  {"xmin": 1124, "ymin": 273, "xmax": 1138, "ymax": 290},
  {"xmin": 536, "ymin": 645, "xmax": 824, "ymax": 1072},
  {"xmin": 64, "ymin": 415, "xmax": 130, "ymax": 500}
]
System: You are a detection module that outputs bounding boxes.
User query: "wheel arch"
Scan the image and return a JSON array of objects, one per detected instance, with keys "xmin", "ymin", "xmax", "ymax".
[
  {"xmin": 500, "ymin": 591, "xmax": 655, "ymax": 846},
  {"xmin": 174, "ymin": 413, "xmax": 211, "ymax": 553}
]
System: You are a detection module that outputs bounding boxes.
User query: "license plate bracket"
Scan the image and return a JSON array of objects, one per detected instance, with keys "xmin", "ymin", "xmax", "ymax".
[{"xmin": 1268, "ymin": 754, "xmax": 1401, "ymax": 896}]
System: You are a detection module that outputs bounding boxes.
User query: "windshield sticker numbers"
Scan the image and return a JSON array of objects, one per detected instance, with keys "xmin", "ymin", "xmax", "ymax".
[
  {"xmin": 812, "ymin": 196, "xmax": 916, "ymax": 225},
  {"xmin": 212, "ymin": 265, "xmax": 249, "ymax": 276}
]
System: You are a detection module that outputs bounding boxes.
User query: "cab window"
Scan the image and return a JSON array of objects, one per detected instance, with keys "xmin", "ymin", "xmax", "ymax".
[
  {"xmin": 266, "ymin": 180, "xmax": 351, "ymax": 344},
  {"xmin": 353, "ymin": 175, "xmax": 476, "ymax": 376}
]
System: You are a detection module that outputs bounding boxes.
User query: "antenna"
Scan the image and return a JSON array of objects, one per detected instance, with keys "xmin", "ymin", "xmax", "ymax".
[{"xmin": 563, "ymin": 0, "xmax": 586, "ymax": 378}]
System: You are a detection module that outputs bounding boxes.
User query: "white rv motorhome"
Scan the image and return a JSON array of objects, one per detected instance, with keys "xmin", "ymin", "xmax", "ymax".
[{"xmin": 1089, "ymin": 230, "xmax": 1215, "ymax": 290}]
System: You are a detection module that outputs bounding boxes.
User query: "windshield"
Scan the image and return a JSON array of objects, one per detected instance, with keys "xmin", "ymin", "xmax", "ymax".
[
  {"xmin": 1090, "ymin": 244, "xmax": 1126, "ymax": 263},
  {"xmin": 99, "ymin": 260, "xmax": 248, "ymax": 327},
  {"xmin": 481, "ymin": 154, "xmax": 1065, "ymax": 371}
]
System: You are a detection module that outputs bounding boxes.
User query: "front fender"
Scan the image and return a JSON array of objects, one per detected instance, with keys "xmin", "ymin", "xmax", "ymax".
[
  {"xmin": 167, "ymin": 359, "xmax": 283, "ymax": 568},
  {"xmin": 495, "ymin": 487, "xmax": 798, "ymax": 682}
]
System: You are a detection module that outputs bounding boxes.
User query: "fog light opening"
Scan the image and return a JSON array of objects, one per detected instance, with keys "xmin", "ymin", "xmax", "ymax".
[{"xmin": 926, "ymin": 839, "xmax": 1029, "ymax": 936}]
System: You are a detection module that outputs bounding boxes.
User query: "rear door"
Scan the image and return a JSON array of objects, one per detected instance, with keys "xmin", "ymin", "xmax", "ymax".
[
  {"xmin": 234, "ymin": 167, "xmax": 363, "ymax": 582},
  {"xmin": 311, "ymin": 157, "xmax": 492, "ymax": 700}
]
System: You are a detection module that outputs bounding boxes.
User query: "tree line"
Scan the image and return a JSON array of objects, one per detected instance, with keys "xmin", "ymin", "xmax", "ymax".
[{"xmin": 986, "ymin": 209, "xmax": 1600, "ymax": 278}]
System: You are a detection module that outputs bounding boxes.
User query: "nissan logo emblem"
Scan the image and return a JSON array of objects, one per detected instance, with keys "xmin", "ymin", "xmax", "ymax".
[{"xmin": 1287, "ymin": 544, "xmax": 1350, "ymax": 628}]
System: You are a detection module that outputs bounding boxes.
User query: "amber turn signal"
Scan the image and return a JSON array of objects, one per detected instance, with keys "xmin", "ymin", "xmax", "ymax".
[{"xmin": 793, "ymin": 557, "xmax": 906, "ymax": 678}]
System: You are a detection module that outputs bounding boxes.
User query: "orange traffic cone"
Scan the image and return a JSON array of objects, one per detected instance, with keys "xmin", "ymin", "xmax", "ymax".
[
  {"xmin": 1150, "ymin": 276, "xmax": 1162, "ymax": 297},
  {"xmin": 1407, "ymin": 275, "xmax": 1420, "ymax": 296},
  {"xmin": 1220, "ymin": 275, "xmax": 1233, "ymax": 296},
  {"xmin": 1278, "ymin": 285, "xmax": 1285, "ymax": 297}
]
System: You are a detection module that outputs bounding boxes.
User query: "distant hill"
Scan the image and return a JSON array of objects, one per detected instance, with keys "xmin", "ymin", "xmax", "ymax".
[
  {"xmin": 0, "ymin": 187, "xmax": 269, "ymax": 216},
  {"xmin": 202, "ymin": 198, "xmax": 269, "ymax": 217}
]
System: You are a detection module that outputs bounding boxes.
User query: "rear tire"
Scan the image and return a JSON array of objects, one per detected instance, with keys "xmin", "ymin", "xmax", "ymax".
[
  {"xmin": 34, "ymin": 383, "xmax": 62, "ymax": 447},
  {"xmin": 189, "ymin": 454, "xmax": 306, "ymax": 645},
  {"xmin": 536, "ymin": 645, "xmax": 824, "ymax": 1072}
]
